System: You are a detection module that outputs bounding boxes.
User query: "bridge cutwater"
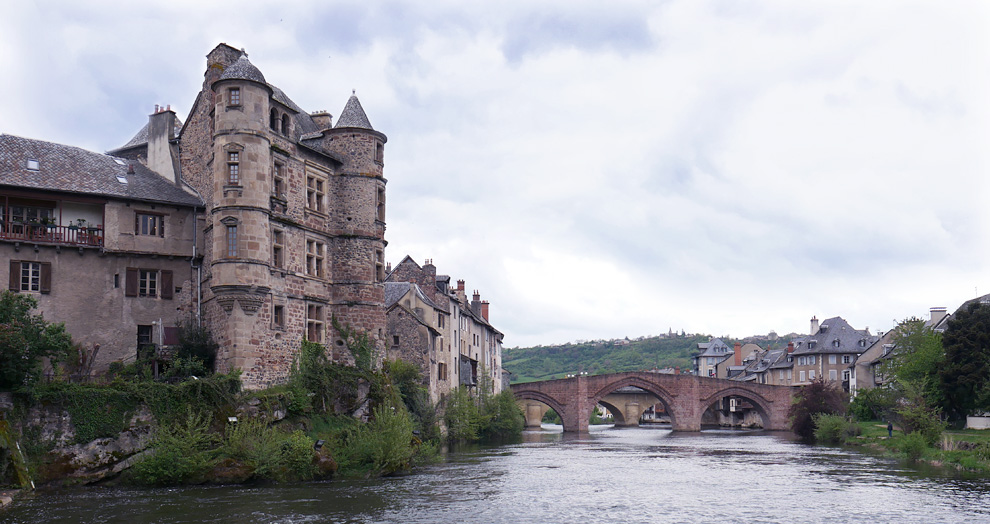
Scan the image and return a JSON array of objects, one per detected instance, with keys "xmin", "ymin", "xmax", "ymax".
[{"xmin": 511, "ymin": 371, "xmax": 794, "ymax": 432}]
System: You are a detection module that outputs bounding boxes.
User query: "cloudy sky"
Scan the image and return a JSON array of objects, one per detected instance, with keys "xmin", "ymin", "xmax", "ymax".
[{"xmin": 2, "ymin": 1, "xmax": 988, "ymax": 347}]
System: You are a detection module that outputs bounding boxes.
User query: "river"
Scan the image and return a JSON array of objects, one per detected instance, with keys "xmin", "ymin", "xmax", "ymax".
[{"xmin": 5, "ymin": 425, "xmax": 990, "ymax": 523}]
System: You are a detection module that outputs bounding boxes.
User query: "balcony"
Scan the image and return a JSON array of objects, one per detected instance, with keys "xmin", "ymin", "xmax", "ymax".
[{"xmin": 0, "ymin": 222, "xmax": 104, "ymax": 247}]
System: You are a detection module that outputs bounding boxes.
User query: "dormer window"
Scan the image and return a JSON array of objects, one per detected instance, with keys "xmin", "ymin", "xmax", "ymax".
[
  {"xmin": 229, "ymin": 88, "xmax": 241, "ymax": 106},
  {"xmin": 26, "ymin": 158, "xmax": 39, "ymax": 171},
  {"xmin": 281, "ymin": 114, "xmax": 290, "ymax": 135},
  {"xmin": 832, "ymin": 339, "xmax": 840, "ymax": 348},
  {"xmin": 270, "ymin": 108, "xmax": 278, "ymax": 130}
]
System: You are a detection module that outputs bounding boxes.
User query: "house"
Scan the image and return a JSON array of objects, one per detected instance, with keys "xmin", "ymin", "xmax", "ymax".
[
  {"xmin": 2, "ymin": 44, "xmax": 390, "ymax": 388},
  {"xmin": 385, "ymin": 280, "xmax": 444, "ymax": 401},
  {"xmin": 385, "ymin": 256, "xmax": 505, "ymax": 399},
  {"xmin": 1, "ymin": 133, "xmax": 202, "ymax": 372},
  {"xmin": 790, "ymin": 316, "xmax": 878, "ymax": 390},
  {"xmin": 693, "ymin": 338, "xmax": 732, "ymax": 377}
]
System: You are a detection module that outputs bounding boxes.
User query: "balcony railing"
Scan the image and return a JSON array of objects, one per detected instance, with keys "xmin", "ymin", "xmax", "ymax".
[{"xmin": 0, "ymin": 223, "xmax": 104, "ymax": 247}]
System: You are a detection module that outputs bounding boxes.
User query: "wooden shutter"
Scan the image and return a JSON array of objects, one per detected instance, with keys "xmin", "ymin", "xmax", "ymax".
[
  {"xmin": 135, "ymin": 213, "xmax": 140, "ymax": 234},
  {"xmin": 125, "ymin": 268, "xmax": 138, "ymax": 297},
  {"xmin": 8, "ymin": 260, "xmax": 19, "ymax": 291},
  {"xmin": 160, "ymin": 217, "xmax": 165, "ymax": 238},
  {"xmin": 160, "ymin": 270, "xmax": 173, "ymax": 299},
  {"xmin": 39, "ymin": 262, "xmax": 51, "ymax": 294}
]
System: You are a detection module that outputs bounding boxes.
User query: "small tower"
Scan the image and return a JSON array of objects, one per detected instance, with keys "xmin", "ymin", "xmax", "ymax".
[
  {"xmin": 323, "ymin": 91, "xmax": 388, "ymax": 359},
  {"xmin": 207, "ymin": 52, "xmax": 275, "ymax": 375}
]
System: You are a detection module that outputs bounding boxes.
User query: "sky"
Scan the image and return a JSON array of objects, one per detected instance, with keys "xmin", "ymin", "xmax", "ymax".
[{"xmin": 2, "ymin": 1, "xmax": 989, "ymax": 348}]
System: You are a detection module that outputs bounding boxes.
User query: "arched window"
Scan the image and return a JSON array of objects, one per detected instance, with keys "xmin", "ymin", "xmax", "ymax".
[
  {"xmin": 281, "ymin": 114, "xmax": 290, "ymax": 135},
  {"xmin": 270, "ymin": 109, "xmax": 278, "ymax": 130}
]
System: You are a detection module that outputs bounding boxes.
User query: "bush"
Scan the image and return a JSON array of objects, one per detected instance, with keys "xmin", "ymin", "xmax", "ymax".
[
  {"xmin": 896, "ymin": 383, "xmax": 946, "ymax": 447},
  {"xmin": 899, "ymin": 431, "xmax": 928, "ymax": 461},
  {"xmin": 444, "ymin": 387, "xmax": 479, "ymax": 442},
  {"xmin": 132, "ymin": 409, "xmax": 217, "ymax": 485},
  {"xmin": 173, "ymin": 319, "xmax": 219, "ymax": 375},
  {"xmin": 478, "ymin": 390, "xmax": 524, "ymax": 441},
  {"xmin": 221, "ymin": 418, "xmax": 318, "ymax": 482},
  {"xmin": 335, "ymin": 402, "xmax": 415, "ymax": 476},
  {"xmin": 813, "ymin": 413, "xmax": 853, "ymax": 445}
]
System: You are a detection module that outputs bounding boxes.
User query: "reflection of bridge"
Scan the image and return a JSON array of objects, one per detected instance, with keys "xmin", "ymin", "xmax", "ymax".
[{"xmin": 511, "ymin": 371, "xmax": 794, "ymax": 432}]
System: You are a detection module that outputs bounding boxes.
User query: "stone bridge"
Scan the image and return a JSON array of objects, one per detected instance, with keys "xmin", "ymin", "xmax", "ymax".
[{"xmin": 511, "ymin": 372, "xmax": 794, "ymax": 432}]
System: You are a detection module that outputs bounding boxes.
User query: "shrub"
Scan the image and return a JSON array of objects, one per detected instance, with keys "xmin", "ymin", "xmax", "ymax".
[
  {"xmin": 896, "ymin": 383, "xmax": 946, "ymax": 447},
  {"xmin": 336, "ymin": 402, "xmax": 415, "ymax": 476},
  {"xmin": 132, "ymin": 409, "xmax": 218, "ymax": 485},
  {"xmin": 444, "ymin": 387, "xmax": 479, "ymax": 442},
  {"xmin": 813, "ymin": 413, "xmax": 851, "ymax": 445},
  {"xmin": 899, "ymin": 431, "xmax": 928, "ymax": 461},
  {"xmin": 478, "ymin": 390, "xmax": 524, "ymax": 441},
  {"xmin": 173, "ymin": 319, "xmax": 219, "ymax": 375},
  {"xmin": 221, "ymin": 418, "xmax": 318, "ymax": 482}
]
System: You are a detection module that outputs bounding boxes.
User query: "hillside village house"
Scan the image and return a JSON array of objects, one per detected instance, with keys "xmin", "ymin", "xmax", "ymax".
[
  {"xmin": 385, "ymin": 256, "xmax": 505, "ymax": 402},
  {"xmin": 692, "ymin": 338, "xmax": 732, "ymax": 377},
  {"xmin": 1, "ymin": 44, "xmax": 389, "ymax": 389}
]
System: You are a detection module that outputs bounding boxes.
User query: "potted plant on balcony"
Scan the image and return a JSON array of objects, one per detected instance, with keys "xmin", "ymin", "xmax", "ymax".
[{"xmin": 41, "ymin": 216, "xmax": 57, "ymax": 229}]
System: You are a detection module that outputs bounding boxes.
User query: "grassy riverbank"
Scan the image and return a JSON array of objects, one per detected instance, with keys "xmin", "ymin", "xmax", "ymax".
[{"xmin": 842, "ymin": 420, "xmax": 990, "ymax": 473}]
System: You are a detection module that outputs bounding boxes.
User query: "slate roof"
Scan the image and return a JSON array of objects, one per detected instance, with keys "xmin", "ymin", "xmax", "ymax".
[
  {"xmin": 384, "ymin": 281, "xmax": 439, "ymax": 310},
  {"xmin": 790, "ymin": 316, "xmax": 877, "ymax": 355},
  {"xmin": 695, "ymin": 338, "xmax": 731, "ymax": 358},
  {"xmin": 111, "ymin": 117, "xmax": 184, "ymax": 153},
  {"xmin": 217, "ymin": 54, "xmax": 267, "ymax": 85},
  {"xmin": 0, "ymin": 134, "xmax": 202, "ymax": 207},
  {"xmin": 335, "ymin": 94, "xmax": 374, "ymax": 130}
]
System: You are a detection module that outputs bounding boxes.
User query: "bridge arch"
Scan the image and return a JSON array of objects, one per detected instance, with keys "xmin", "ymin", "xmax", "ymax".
[
  {"xmin": 512, "ymin": 389, "xmax": 568, "ymax": 428},
  {"xmin": 698, "ymin": 386, "xmax": 776, "ymax": 429},
  {"xmin": 589, "ymin": 376, "xmax": 679, "ymax": 429}
]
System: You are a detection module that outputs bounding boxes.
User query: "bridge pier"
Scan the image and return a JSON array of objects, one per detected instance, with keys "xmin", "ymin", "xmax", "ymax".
[{"xmin": 519, "ymin": 400, "xmax": 549, "ymax": 428}]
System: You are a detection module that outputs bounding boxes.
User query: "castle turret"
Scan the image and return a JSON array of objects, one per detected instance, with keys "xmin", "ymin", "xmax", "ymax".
[{"xmin": 323, "ymin": 92, "xmax": 388, "ymax": 357}]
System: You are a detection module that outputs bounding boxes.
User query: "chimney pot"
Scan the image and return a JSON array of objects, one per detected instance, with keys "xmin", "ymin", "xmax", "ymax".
[
  {"xmin": 127, "ymin": 163, "xmax": 135, "ymax": 174},
  {"xmin": 787, "ymin": 342, "xmax": 795, "ymax": 353}
]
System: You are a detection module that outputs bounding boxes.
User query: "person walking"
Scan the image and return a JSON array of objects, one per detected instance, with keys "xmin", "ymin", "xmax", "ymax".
[{"xmin": 887, "ymin": 421, "xmax": 893, "ymax": 438}]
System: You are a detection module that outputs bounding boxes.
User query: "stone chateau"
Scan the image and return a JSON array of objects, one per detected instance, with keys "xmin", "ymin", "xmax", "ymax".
[{"xmin": 0, "ymin": 44, "xmax": 397, "ymax": 389}]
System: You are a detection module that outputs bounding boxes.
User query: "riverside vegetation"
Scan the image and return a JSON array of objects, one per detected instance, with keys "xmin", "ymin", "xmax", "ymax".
[{"xmin": 0, "ymin": 291, "xmax": 523, "ymax": 488}]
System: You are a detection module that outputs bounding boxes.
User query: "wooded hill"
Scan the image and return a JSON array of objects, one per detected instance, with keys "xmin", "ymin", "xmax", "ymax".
[{"xmin": 504, "ymin": 334, "xmax": 711, "ymax": 383}]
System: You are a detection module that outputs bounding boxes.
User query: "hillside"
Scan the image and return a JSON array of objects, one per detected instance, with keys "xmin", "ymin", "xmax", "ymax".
[{"xmin": 504, "ymin": 334, "xmax": 711, "ymax": 383}]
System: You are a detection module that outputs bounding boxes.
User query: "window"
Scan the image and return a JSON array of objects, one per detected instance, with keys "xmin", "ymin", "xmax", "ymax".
[
  {"xmin": 226, "ymin": 225, "xmax": 238, "ymax": 258},
  {"xmin": 139, "ymin": 269, "xmax": 158, "ymax": 297},
  {"xmin": 375, "ymin": 249, "xmax": 384, "ymax": 282},
  {"xmin": 842, "ymin": 370, "xmax": 851, "ymax": 381},
  {"xmin": 832, "ymin": 339, "xmax": 840, "ymax": 348},
  {"xmin": 272, "ymin": 162, "xmax": 285, "ymax": 197},
  {"xmin": 809, "ymin": 355, "xmax": 816, "ymax": 365},
  {"xmin": 26, "ymin": 158, "xmax": 40, "ymax": 171},
  {"xmin": 306, "ymin": 304, "xmax": 324, "ymax": 343},
  {"xmin": 829, "ymin": 369, "xmax": 837, "ymax": 381},
  {"xmin": 809, "ymin": 370, "xmax": 816, "ymax": 380},
  {"xmin": 375, "ymin": 141, "xmax": 384, "ymax": 163},
  {"xmin": 392, "ymin": 335, "xmax": 399, "ymax": 346},
  {"xmin": 306, "ymin": 175, "xmax": 325, "ymax": 213},
  {"xmin": 124, "ymin": 268, "xmax": 172, "ymax": 299},
  {"xmin": 137, "ymin": 325, "xmax": 154, "ymax": 350},
  {"xmin": 306, "ymin": 239, "xmax": 324, "ymax": 277},
  {"xmin": 281, "ymin": 114, "xmax": 290, "ymax": 135},
  {"xmin": 227, "ymin": 152, "xmax": 240, "ymax": 185},
  {"xmin": 797, "ymin": 356, "xmax": 805, "ymax": 366},
  {"xmin": 842, "ymin": 355, "xmax": 852, "ymax": 364},
  {"xmin": 376, "ymin": 186, "xmax": 385, "ymax": 221},
  {"xmin": 228, "ymin": 88, "xmax": 241, "ymax": 106},
  {"xmin": 829, "ymin": 355, "xmax": 837, "ymax": 365},
  {"xmin": 269, "ymin": 108, "xmax": 278, "ymax": 130},
  {"xmin": 438, "ymin": 315, "xmax": 445, "ymax": 329},
  {"xmin": 272, "ymin": 229, "xmax": 284, "ymax": 268},
  {"xmin": 9, "ymin": 261, "xmax": 50, "ymax": 294},
  {"xmin": 135, "ymin": 213, "xmax": 165, "ymax": 237},
  {"xmin": 438, "ymin": 362, "xmax": 448, "ymax": 381},
  {"xmin": 787, "ymin": 369, "xmax": 792, "ymax": 380},
  {"xmin": 779, "ymin": 370, "xmax": 784, "ymax": 380},
  {"xmin": 273, "ymin": 305, "xmax": 285, "ymax": 328},
  {"xmin": 799, "ymin": 371, "xmax": 806, "ymax": 382}
]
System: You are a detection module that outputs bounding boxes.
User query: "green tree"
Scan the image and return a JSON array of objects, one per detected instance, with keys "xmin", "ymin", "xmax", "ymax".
[
  {"xmin": 939, "ymin": 301, "xmax": 990, "ymax": 421},
  {"xmin": 173, "ymin": 318, "xmax": 219, "ymax": 373},
  {"xmin": 0, "ymin": 291, "xmax": 72, "ymax": 389},
  {"xmin": 882, "ymin": 318, "xmax": 944, "ymax": 406}
]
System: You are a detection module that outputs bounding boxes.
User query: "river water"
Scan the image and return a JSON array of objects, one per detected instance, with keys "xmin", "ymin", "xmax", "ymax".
[{"xmin": 6, "ymin": 425, "xmax": 990, "ymax": 524}]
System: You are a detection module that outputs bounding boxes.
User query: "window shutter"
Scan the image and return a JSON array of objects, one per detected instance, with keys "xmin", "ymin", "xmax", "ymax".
[
  {"xmin": 40, "ymin": 262, "xmax": 51, "ymax": 294},
  {"xmin": 8, "ymin": 260, "xmax": 19, "ymax": 291},
  {"xmin": 125, "ymin": 268, "xmax": 138, "ymax": 297},
  {"xmin": 135, "ymin": 213, "xmax": 139, "ymax": 234},
  {"xmin": 160, "ymin": 270, "xmax": 173, "ymax": 299},
  {"xmin": 160, "ymin": 217, "xmax": 165, "ymax": 238}
]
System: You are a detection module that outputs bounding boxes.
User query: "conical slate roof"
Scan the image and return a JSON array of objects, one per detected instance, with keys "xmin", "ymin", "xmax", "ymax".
[
  {"xmin": 335, "ymin": 93, "xmax": 374, "ymax": 130},
  {"xmin": 217, "ymin": 54, "xmax": 266, "ymax": 85}
]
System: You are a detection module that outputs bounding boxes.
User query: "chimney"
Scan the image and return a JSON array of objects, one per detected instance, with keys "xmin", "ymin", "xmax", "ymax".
[
  {"xmin": 423, "ymin": 259, "xmax": 436, "ymax": 277},
  {"xmin": 930, "ymin": 307, "xmax": 948, "ymax": 326},
  {"xmin": 147, "ymin": 106, "xmax": 180, "ymax": 185},
  {"xmin": 787, "ymin": 341, "xmax": 795, "ymax": 353},
  {"xmin": 457, "ymin": 279, "xmax": 465, "ymax": 292},
  {"xmin": 810, "ymin": 316, "xmax": 820, "ymax": 335},
  {"xmin": 734, "ymin": 342, "xmax": 742, "ymax": 366},
  {"xmin": 385, "ymin": 262, "xmax": 392, "ymax": 273},
  {"xmin": 310, "ymin": 110, "xmax": 333, "ymax": 131},
  {"xmin": 481, "ymin": 300, "xmax": 489, "ymax": 322},
  {"xmin": 471, "ymin": 291, "xmax": 482, "ymax": 317},
  {"xmin": 674, "ymin": 366, "xmax": 680, "ymax": 374}
]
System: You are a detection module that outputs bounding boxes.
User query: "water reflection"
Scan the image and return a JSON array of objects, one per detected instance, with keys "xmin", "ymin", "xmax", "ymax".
[{"xmin": 5, "ymin": 425, "xmax": 990, "ymax": 524}]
